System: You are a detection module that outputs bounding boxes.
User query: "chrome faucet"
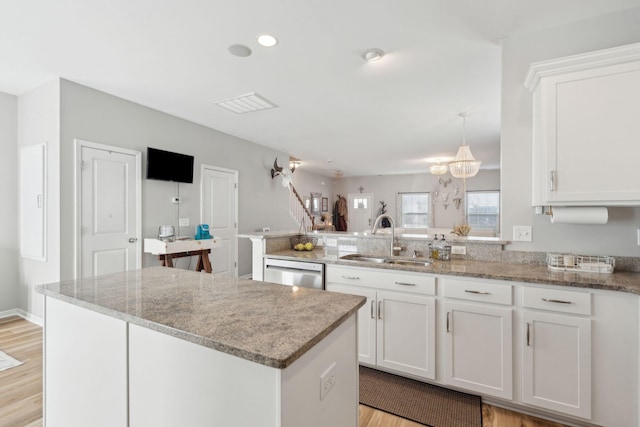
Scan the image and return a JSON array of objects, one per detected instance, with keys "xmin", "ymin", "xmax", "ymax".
[{"xmin": 371, "ymin": 214, "xmax": 398, "ymax": 256}]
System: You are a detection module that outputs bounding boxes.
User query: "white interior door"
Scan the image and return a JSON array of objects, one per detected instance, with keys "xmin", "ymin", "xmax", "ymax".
[
  {"xmin": 348, "ymin": 193, "xmax": 373, "ymax": 232},
  {"xmin": 202, "ymin": 165, "xmax": 238, "ymax": 277},
  {"xmin": 78, "ymin": 141, "xmax": 141, "ymax": 278}
]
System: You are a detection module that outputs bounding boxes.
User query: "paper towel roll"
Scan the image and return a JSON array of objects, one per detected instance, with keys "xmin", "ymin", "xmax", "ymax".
[{"xmin": 550, "ymin": 207, "xmax": 608, "ymax": 225}]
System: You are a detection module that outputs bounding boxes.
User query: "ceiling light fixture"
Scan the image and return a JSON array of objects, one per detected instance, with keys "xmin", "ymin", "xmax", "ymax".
[
  {"xmin": 449, "ymin": 113, "xmax": 481, "ymax": 179},
  {"xmin": 429, "ymin": 162, "xmax": 448, "ymax": 175},
  {"xmin": 289, "ymin": 156, "xmax": 301, "ymax": 173},
  {"xmin": 257, "ymin": 34, "xmax": 278, "ymax": 47},
  {"xmin": 363, "ymin": 48, "xmax": 385, "ymax": 62}
]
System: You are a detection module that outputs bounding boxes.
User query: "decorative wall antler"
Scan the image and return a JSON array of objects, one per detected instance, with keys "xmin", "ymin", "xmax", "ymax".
[
  {"xmin": 270, "ymin": 157, "xmax": 292, "ymax": 188},
  {"xmin": 438, "ymin": 177, "xmax": 452, "ymax": 187},
  {"xmin": 270, "ymin": 157, "xmax": 284, "ymax": 178}
]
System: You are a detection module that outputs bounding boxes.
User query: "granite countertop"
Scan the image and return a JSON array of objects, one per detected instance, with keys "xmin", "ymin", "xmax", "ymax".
[
  {"xmin": 238, "ymin": 230, "xmax": 508, "ymax": 245},
  {"xmin": 265, "ymin": 249, "xmax": 640, "ymax": 295},
  {"xmin": 36, "ymin": 266, "xmax": 366, "ymax": 369}
]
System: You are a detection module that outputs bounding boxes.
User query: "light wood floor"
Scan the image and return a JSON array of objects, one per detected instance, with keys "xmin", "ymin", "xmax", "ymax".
[
  {"xmin": 0, "ymin": 317, "xmax": 567, "ymax": 427},
  {"xmin": 0, "ymin": 316, "xmax": 43, "ymax": 427}
]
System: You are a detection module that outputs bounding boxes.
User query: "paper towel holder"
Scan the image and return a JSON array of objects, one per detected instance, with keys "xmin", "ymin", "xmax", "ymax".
[{"xmin": 547, "ymin": 206, "xmax": 609, "ymax": 225}]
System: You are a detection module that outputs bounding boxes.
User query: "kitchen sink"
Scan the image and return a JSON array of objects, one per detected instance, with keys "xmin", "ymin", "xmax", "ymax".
[
  {"xmin": 339, "ymin": 254, "xmax": 387, "ymax": 263},
  {"xmin": 385, "ymin": 259, "xmax": 430, "ymax": 266},
  {"xmin": 339, "ymin": 254, "xmax": 430, "ymax": 267}
]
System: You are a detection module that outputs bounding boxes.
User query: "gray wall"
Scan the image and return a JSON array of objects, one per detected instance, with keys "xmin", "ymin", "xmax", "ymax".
[
  {"xmin": 501, "ymin": 8, "xmax": 640, "ymax": 257},
  {"xmin": 17, "ymin": 80, "xmax": 61, "ymax": 318},
  {"xmin": 0, "ymin": 92, "xmax": 18, "ymax": 313},
  {"xmin": 58, "ymin": 79, "xmax": 298, "ymax": 281},
  {"xmin": 334, "ymin": 170, "xmax": 500, "ymax": 231}
]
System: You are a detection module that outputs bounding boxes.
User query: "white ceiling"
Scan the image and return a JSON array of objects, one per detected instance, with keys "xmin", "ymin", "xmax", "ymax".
[{"xmin": 2, "ymin": 0, "xmax": 639, "ymax": 177}]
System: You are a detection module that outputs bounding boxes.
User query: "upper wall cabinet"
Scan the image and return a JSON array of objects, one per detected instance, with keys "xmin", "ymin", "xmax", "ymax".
[{"xmin": 525, "ymin": 43, "xmax": 640, "ymax": 206}]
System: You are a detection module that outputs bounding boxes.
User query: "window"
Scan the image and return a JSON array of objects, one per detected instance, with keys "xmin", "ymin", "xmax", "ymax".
[
  {"xmin": 397, "ymin": 193, "xmax": 430, "ymax": 228},
  {"xmin": 466, "ymin": 191, "xmax": 500, "ymax": 234}
]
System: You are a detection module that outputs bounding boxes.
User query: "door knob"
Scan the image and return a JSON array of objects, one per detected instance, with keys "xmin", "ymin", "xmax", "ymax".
[{"xmin": 129, "ymin": 238, "xmax": 138, "ymax": 243}]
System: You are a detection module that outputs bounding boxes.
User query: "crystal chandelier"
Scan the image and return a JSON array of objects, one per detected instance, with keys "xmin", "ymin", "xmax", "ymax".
[
  {"xmin": 449, "ymin": 113, "xmax": 481, "ymax": 178},
  {"xmin": 429, "ymin": 162, "xmax": 448, "ymax": 175}
]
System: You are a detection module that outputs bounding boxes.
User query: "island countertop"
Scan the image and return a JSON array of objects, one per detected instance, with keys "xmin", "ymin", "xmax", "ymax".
[{"xmin": 36, "ymin": 266, "xmax": 366, "ymax": 369}]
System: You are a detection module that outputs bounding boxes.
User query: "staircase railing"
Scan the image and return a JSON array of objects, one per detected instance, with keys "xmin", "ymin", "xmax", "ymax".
[{"xmin": 290, "ymin": 185, "xmax": 315, "ymax": 231}]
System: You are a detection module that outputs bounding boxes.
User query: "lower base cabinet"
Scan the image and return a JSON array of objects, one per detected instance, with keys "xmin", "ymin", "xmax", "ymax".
[
  {"xmin": 444, "ymin": 301, "xmax": 513, "ymax": 399},
  {"xmin": 326, "ymin": 264, "xmax": 638, "ymax": 426},
  {"xmin": 326, "ymin": 265, "xmax": 436, "ymax": 380},
  {"xmin": 376, "ymin": 290, "xmax": 436, "ymax": 379},
  {"xmin": 522, "ymin": 310, "xmax": 591, "ymax": 419}
]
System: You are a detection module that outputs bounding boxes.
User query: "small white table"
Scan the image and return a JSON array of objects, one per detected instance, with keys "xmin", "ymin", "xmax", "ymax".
[{"xmin": 144, "ymin": 238, "xmax": 219, "ymax": 273}]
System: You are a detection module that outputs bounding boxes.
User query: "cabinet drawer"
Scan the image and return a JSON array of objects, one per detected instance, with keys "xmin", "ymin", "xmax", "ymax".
[
  {"xmin": 326, "ymin": 265, "xmax": 435, "ymax": 295},
  {"xmin": 442, "ymin": 278, "xmax": 512, "ymax": 305},
  {"xmin": 523, "ymin": 286, "xmax": 591, "ymax": 315}
]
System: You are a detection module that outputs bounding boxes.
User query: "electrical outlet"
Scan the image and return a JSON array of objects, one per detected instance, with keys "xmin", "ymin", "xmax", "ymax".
[
  {"xmin": 179, "ymin": 217, "xmax": 189, "ymax": 227},
  {"xmin": 513, "ymin": 226, "xmax": 533, "ymax": 242},
  {"xmin": 320, "ymin": 362, "xmax": 337, "ymax": 400},
  {"xmin": 325, "ymin": 238, "xmax": 338, "ymax": 247},
  {"xmin": 451, "ymin": 246, "xmax": 466, "ymax": 255},
  {"xmin": 171, "ymin": 196, "xmax": 182, "ymax": 204}
]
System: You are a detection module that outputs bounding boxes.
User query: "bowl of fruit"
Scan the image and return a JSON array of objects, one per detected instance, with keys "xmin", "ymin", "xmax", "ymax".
[{"xmin": 290, "ymin": 235, "xmax": 317, "ymax": 251}]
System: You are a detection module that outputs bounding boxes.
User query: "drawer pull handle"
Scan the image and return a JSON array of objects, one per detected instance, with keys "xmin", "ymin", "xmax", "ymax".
[
  {"xmin": 465, "ymin": 290, "xmax": 490, "ymax": 295},
  {"xmin": 550, "ymin": 171, "xmax": 557, "ymax": 192},
  {"xmin": 446, "ymin": 312, "xmax": 450, "ymax": 333},
  {"xmin": 395, "ymin": 281, "xmax": 416, "ymax": 286},
  {"xmin": 342, "ymin": 275, "xmax": 360, "ymax": 280},
  {"xmin": 526, "ymin": 323, "xmax": 531, "ymax": 346},
  {"xmin": 370, "ymin": 300, "xmax": 375, "ymax": 319},
  {"xmin": 541, "ymin": 297, "xmax": 572, "ymax": 304},
  {"xmin": 378, "ymin": 301, "xmax": 383, "ymax": 320}
]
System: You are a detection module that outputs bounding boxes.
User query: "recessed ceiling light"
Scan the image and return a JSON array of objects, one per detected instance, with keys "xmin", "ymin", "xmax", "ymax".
[
  {"xmin": 257, "ymin": 34, "xmax": 278, "ymax": 47},
  {"xmin": 363, "ymin": 48, "xmax": 385, "ymax": 62},
  {"xmin": 228, "ymin": 44, "xmax": 252, "ymax": 57}
]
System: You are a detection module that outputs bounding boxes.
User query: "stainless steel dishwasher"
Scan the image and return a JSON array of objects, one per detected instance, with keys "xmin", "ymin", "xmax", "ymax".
[{"xmin": 263, "ymin": 258, "xmax": 325, "ymax": 290}]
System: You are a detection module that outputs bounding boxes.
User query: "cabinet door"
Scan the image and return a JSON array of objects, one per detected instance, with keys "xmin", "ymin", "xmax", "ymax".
[
  {"xmin": 326, "ymin": 283, "xmax": 377, "ymax": 365},
  {"xmin": 522, "ymin": 311, "xmax": 591, "ymax": 419},
  {"xmin": 376, "ymin": 291, "xmax": 436, "ymax": 379},
  {"xmin": 444, "ymin": 302, "xmax": 513, "ymax": 399},
  {"xmin": 528, "ymin": 46, "xmax": 640, "ymax": 206}
]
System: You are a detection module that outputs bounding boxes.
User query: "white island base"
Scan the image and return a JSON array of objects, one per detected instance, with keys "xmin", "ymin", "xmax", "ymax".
[{"xmin": 44, "ymin": 297, "xmax": 359, "ymax": 427}]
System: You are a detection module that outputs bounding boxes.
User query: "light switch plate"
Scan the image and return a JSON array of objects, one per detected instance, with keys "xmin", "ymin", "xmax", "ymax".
[
  {"xmin": 513, "ymin": 225, "xmax": 532, "ymax": 242},
  {"xmin": 451, "ymin": 246, "xmax": 466, "ymax": 255}
]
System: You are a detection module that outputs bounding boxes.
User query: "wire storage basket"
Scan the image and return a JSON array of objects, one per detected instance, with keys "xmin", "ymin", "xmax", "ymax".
[
  {"xmin": 290, "ymin": 234, "xmax": 318, "ymax": 251},
  {"xmin": 547, "ymin": 253, "xmax": 615, "ymax": 273},
  {"xmin": 290, "ymin": 217, "xmax": 317, "ymax": 251}
]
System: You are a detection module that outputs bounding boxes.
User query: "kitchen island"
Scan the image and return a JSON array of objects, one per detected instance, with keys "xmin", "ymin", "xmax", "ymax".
[{"xmin": 37, "ymin": 266, "xmax": 366, "ymax": 427}]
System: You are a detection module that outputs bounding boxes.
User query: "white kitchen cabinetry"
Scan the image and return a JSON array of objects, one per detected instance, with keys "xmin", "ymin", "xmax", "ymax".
[
  {"xmin": 326, "ymin": 265, "xmax": 436, "ymax": 379},
  {"xmin": 525, "ymin": 43, "xmax": 640, "ymax": 206},
  {"xmin": 442, "ymin": 278, "xmax": 513, "ymax": 400},
  {"xmin": 45, "ymin": 297, "xmax": 128, "ymax": 427},
  {"xmin": 521, "ymin": 286, "xmax": 591, "ymax": 419}
]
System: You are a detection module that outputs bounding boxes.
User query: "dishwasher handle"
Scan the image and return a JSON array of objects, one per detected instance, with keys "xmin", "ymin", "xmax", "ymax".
[{"xmin": 265, "ymin": 265, "xmax": 322, "ymax": 275}]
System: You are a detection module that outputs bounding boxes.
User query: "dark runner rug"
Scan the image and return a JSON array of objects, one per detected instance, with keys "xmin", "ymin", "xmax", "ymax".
[{"xmin": 359, "ymin": 366, "xmax": 482, "ymax": 427}]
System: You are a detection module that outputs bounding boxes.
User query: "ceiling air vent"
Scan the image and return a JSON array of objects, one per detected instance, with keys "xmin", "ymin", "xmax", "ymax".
[{"xmin": 213, "ymin": 92, "xmax": 278, "ymax": 114}]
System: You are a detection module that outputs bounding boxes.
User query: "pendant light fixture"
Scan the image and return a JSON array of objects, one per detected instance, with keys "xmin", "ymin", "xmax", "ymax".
[
  {"xmin": 429, "ymin": 161, "xmax": 448, "ymax": 175},
  {"xmin": 449, "ymin": 113, "xmax": 481, "ymax": 179}
]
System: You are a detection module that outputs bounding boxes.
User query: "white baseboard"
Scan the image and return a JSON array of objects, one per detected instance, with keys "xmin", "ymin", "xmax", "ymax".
[
  {"xmin": 0, "ymin": 308, "xmax": 43, "ymax": 326},
  {"xmin": 239, "ymin": 273, "xmax": 252, "ymax": 280}
]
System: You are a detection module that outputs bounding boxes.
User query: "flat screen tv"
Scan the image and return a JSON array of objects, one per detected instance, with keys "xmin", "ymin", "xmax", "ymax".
[{"xmin": 146, "ymin": 147, "xmax": 194, "ymax": 183}]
